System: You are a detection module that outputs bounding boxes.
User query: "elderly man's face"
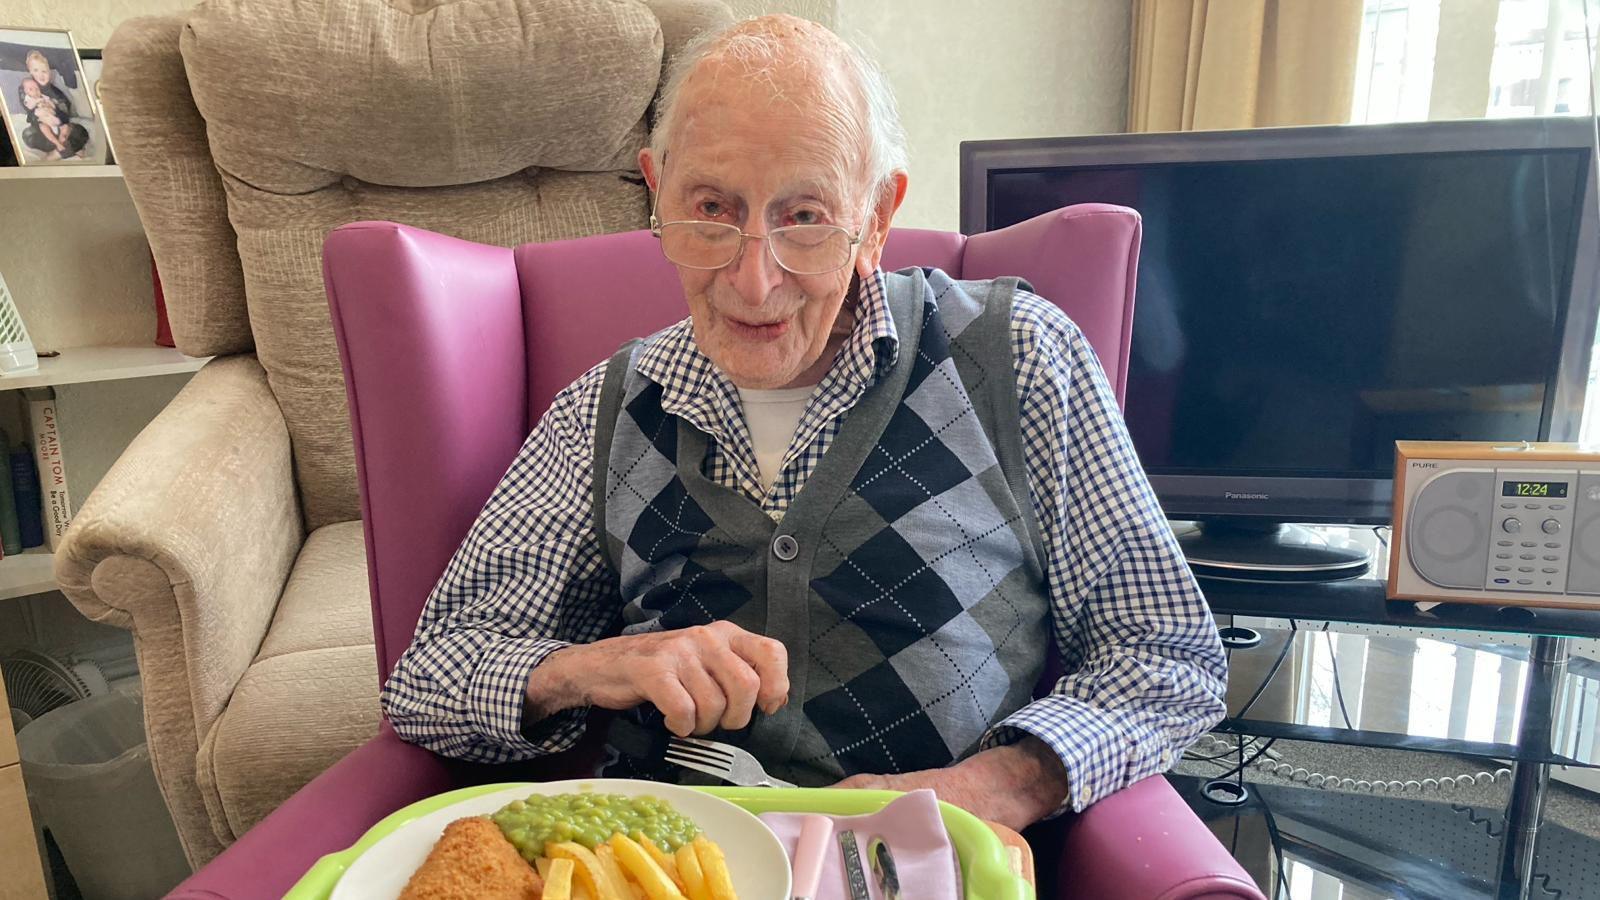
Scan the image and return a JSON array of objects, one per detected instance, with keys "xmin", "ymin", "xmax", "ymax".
[{"xmin": 644, "ymin": 68, "xmax": 895, "ymax": 390}]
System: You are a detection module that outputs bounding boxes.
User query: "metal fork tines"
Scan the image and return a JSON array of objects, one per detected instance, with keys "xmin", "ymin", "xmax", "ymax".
[{"xmin": 664, "ymin": 736, "xmax": 795, "ymax": 788}]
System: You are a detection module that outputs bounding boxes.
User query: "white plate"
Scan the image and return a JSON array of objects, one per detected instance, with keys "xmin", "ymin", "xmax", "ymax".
[{"xmin": 330, "ymin": 779, "xmax": 792, "ymax": 900}]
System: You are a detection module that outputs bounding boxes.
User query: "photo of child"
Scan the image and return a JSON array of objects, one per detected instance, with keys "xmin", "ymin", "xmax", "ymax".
[
  {"xmin": 20, "ymin": 68, "xmax": 79, "ymax": 159},
  {"xmin": 0, "ymin": 28, "xmax": 105, "ymax": 166}
]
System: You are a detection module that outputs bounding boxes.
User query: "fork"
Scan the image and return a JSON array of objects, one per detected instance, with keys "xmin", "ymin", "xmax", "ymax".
[{"xmin": 665, "ymin": 736, "xmax": 796, "ymax": 788}]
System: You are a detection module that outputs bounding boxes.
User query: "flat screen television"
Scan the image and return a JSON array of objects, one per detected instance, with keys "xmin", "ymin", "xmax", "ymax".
[{"xmin": 961, "ymin": 118, "xmax": 1600, "ymax": 578}]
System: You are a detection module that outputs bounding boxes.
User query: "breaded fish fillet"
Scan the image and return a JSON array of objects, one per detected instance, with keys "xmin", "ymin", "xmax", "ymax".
[{"xmin": 398, "ymin": 816, "xmax": 545, "ymax": 900}]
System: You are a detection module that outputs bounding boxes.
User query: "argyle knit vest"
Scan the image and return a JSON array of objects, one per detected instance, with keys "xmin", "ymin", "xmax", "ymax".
[{"xmin": 592, "ymin": 268, "xmax": 1049, "ymax": 786}]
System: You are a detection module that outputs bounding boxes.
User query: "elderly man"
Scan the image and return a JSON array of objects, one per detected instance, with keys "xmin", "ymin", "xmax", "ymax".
[{"xmin": 383, "ymin": 15, "xmax": 1226, "ymax": 831}]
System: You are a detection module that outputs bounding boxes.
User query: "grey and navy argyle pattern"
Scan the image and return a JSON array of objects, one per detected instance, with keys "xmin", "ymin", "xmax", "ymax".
[
  {"xmin": 382, "ymin": 266, "xmax": 1227, "ymax": 815},
  {"xmin": 594, "ymin": 270, "xmax": 1048, "ymax": 785}
]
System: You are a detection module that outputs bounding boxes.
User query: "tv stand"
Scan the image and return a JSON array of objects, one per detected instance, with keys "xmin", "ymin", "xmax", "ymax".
[
  {"xmin": 1175, "ymin": 520, "xmax": 1371, "ymax": 583},
  {"xmin": 1197, "ymin": 576, "xmax": 1596, "ymax": 900}
]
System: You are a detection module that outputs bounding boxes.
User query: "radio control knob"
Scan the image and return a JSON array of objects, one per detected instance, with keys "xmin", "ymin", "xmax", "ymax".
[
  {"xmin": 1503, "ymin": 517, "xmax": 1522, "ymax": 534},
  {"xmin": 1542, "ymin": 518, "xmax": 1561, "ymax": 535}
]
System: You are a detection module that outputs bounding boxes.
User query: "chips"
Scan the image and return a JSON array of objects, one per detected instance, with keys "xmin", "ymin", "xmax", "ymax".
[
  {"xmin": 692, "ymin": 836, "xmax": 737, "ymax": 900},
  {"xmin": 544, "ymin": 833, "xmax": 736, "ymax": 900}
]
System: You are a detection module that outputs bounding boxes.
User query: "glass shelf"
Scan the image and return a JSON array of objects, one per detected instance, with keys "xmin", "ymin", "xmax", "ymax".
[
  {"xmin": 1215, "ymin": 626, "xmax": 1600, "ymax": 767},
  {"xmin": 1195, "ymin": 522, "xmax": 1600, "ymax": 640},
  {"xmin": 1171, "ymin": 774, "xmax": 1600, "ymax": 899}
]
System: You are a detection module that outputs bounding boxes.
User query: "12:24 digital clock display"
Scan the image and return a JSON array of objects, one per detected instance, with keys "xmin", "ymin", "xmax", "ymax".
[{"xmin": 1502, "ymin": 481, "xmax": 1569, "ymax": 498}]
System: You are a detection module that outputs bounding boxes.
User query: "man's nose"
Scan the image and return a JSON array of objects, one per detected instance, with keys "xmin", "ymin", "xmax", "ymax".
[{"xmin": 725, "ymin": 234, "xmax": 785, "ymax": 307}]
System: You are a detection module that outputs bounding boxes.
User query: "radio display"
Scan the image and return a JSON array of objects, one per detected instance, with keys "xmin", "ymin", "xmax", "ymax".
[{"xmin": 1503, "ymin": 481, "xmax": 1569, "ymax": 498}]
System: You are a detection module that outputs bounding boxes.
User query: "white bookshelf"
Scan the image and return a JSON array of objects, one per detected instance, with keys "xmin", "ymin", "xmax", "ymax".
[
  {"xmin": 0, "ymin": 345, "xmax": 210, "ymax": 391},
  {"xmin": 0, "ymin": 345, "xmax": 204, "ymax": 604},
  {"xmin": 0, "ymin": 548, "xmax": 57, "ymax": 603},
  {"xmin": 0, "ymin": 165, "xmax": 122, "ymax": 181}
]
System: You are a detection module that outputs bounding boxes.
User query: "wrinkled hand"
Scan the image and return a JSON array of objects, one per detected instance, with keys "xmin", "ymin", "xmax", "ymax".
[
  {"xmin": 528, "ymin": 620, "xmax": 789, "ymax": 736},
  {"xmin": 833, "ymin": 736, "xmax": 1070, "ymax": 831},
  {"xmin": 834, "ymin": 768, "xmax": 993, "ymax": 818}
]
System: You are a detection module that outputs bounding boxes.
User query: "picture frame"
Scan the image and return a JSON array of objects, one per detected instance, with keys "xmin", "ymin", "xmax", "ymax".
[
  {"xmin": 0, "ymin": 26, "xmax": 108, "ymax": 166},
  {"xmin": 78, "ymin": 48, "xmax": 113, "ymax": 164}
]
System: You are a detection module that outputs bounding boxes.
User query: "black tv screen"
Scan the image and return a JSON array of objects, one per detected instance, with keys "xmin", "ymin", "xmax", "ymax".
[{"xmin": 989, "ymin": 149, "xmax": 1587, "ymax": 480}]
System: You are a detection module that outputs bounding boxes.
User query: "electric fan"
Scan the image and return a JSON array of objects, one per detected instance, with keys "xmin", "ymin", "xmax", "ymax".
[{"xmin": 3, "ymin": 649, "xmax": 108, "ymax": 728}]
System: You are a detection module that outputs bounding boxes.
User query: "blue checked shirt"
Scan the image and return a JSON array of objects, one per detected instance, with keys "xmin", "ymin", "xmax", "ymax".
[{"xmin": 382, "ymin": 270, "xmax": 1227, "ymax": 813}]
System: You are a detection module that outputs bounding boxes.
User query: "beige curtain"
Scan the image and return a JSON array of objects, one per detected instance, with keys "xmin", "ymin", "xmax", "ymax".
[{"xmin": 1129, "ymin": 0, "xmax": 1365, "ymax": 132}]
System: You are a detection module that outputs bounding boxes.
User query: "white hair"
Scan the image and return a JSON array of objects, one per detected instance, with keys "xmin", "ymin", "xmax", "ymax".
[{"xmin": 649, "ymin": 18, "xmax": 909, "ymax": 200}]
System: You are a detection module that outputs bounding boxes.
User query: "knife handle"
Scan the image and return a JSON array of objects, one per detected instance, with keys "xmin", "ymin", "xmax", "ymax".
[{"xmin": 790, "ymin": 814, "xmax": 833, "ymax": 900}]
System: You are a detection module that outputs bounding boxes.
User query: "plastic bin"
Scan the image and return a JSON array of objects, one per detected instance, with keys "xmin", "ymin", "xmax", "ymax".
[{"xmin": 17, "ymin": 691, "xmax": 189, "ymax": 900}]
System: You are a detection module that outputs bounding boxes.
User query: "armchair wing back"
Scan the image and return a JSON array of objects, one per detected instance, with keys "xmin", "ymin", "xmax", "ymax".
[{"xmin": 115, "ymin": 0, "xmax": 704, "ymax": 531}]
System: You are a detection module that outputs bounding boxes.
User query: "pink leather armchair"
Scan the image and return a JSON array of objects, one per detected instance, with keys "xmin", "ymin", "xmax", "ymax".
[{"xmin": 166, "ymin": 205, "xmax": 1263, "ymax": 900}]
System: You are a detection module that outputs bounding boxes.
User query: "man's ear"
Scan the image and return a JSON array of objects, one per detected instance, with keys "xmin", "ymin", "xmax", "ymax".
[
  {"xmin": 640, "ymin": 148, "xmax": 661, "ymax": 194},
  {"xmin": 859, "ymin": 170, "xmax": 909, "ymax": 275}
]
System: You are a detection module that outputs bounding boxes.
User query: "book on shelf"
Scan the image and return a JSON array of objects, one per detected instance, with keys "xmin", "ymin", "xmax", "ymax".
[
  {"xmin": 24, "ymin": 387, "xmax": 71, "ymax": 551},
  {"xmin": 12, "ymin": 444, "xmax": 42, "ymax": 550},
  {"xmin": 0, "ymin": 427, "xmax": 20, "ymax": 557}
]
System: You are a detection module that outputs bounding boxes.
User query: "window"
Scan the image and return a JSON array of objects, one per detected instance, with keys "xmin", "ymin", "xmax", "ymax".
[
  {"xmin": 1355, "ymin": 0, "xmax": 1599, "ymax": 124},
  {"xmin": 1352, "ymin": 1, "xmax": 1600, "ymax": 444},
  {"xmin": 1351, "ymin": 0, "xmax": 1440, "ymax": 124},
  {"xmin": 1487, "ymin": 0, "xmax": 1598, "ymax": 117}
]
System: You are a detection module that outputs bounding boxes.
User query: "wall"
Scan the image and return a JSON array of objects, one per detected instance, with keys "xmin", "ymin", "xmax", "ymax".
[
  {"xmin": 20, "ymin": 0, "xmax": 1130, "ymax": 233},
  {"xmin": 724, "ymin": 1, "xmax": 1133, "ymax": 230},
  {"xmin": 838, "ymin": 0, "xmax": 1130, "ymax": 230},
  {"xmin": 727, "ymin": 0, "xmax": 834, "ymax": 28}
]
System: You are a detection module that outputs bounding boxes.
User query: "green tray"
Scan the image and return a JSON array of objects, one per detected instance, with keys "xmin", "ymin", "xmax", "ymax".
[{"xmin": 286, "ymin": 783, "xmax": 1033, "ymax": 900}]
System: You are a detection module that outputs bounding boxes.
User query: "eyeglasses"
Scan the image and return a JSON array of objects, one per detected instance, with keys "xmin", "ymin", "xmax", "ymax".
[{"xmin": 648, "ymin": 174, "xmax": 868, "ymax": 276}]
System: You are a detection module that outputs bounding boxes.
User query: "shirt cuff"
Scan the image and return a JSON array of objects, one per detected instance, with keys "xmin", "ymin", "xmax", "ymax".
[
  {"xmin": 981, "ymin": 696, "xmax": 1174, "ymax": 816},
  {"xmin": 468, "ymin": 637, "xmax": 587, "ymax": 755}
]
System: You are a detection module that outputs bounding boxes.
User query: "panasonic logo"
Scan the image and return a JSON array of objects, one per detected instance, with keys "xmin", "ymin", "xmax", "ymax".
[{"xmin": 1224, "ymin": 491, "xmax": 1270, "ymax": 501}]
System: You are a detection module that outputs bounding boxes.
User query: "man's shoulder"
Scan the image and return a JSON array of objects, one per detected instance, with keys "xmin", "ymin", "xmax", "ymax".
[
  {"xmin": 541, "ymin": 357, "xmax": 612, "ymax": 438},
  {"xmin": 1009, "ymin": 289, "xmax": 1087, "ymax": 386},
  {"xmin": 1008, "ymin": 288, "xmax": 1081, "ymax": 344}
]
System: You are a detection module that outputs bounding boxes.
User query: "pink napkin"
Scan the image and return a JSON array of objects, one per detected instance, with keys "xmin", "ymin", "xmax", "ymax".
[{"xmin": 758, "ymin": 789, "xmax": 961, "ymax": 900}]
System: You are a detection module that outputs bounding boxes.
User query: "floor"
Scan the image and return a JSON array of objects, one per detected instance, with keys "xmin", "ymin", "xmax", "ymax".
[{"xmin": 1177, "ymin": 737, "xmax": 1600, "ymax": 898}]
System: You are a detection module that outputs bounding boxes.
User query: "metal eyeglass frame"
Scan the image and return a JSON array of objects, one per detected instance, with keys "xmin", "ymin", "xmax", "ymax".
[{"xmin": 648, "ymin": 173, "xmax": 870, "ymax": 276}]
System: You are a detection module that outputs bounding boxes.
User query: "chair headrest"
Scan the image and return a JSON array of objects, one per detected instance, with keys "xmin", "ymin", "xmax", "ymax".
[{"xmin": 181, "ymin": 0, "xmax": 665, "ymax": 191}]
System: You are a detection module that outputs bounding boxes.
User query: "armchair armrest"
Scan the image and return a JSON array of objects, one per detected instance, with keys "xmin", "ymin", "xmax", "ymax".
[
  {"xmin": 1058, "ymin": 776, "xmax": 1264, "ymax": 900},
  {"xmin": 53, "ymin": 354, "xmax": 304, "ymax": 864},
  {"xmin": 168, "ymin": 724, "xmax": 455, "ymax": 900}
]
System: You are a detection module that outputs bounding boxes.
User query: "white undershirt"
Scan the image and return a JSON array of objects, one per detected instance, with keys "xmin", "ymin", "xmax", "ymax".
[{"xmin": 736, "ymin": 384, "xmax": 815, "ymax": 491}]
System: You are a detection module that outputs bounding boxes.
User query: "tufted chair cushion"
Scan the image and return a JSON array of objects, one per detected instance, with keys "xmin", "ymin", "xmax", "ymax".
[{"xmin": 177, "ymin": 0, "xmax": 668, "ymax": 528}]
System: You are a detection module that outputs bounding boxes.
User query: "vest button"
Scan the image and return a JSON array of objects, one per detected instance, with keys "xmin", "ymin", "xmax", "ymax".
[{"xmin": 772, "ymin": 534, "xmax": 799, "ymax": 561}]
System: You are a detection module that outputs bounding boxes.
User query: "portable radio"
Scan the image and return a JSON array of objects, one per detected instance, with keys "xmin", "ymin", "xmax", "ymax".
[{"xmin": 1390, "ymin": 441, "xmax": 1600, "ymax": 610}]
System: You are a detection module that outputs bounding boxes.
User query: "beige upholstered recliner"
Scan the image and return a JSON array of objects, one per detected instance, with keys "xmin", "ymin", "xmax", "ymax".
[{"xmin": 53, "ymin": 0, "xmax": 730, "ymax": 868}]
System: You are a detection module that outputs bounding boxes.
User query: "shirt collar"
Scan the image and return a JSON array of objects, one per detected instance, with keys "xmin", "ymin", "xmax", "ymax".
[{"xmin": 634, "ymin": 268, "xmax": 901, "ymax": 414}]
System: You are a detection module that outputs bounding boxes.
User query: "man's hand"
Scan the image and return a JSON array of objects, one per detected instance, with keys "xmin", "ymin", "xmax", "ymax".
[
  {"xmin": 834, "ymin": 735, "xmax": 1069, "ymax": 831},
  {"xmin": 526, "ymin": 621, "xmax": 789, "ymax": 736}
]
